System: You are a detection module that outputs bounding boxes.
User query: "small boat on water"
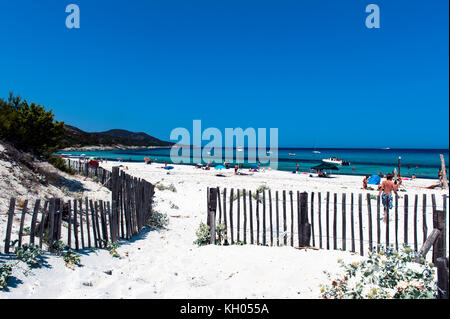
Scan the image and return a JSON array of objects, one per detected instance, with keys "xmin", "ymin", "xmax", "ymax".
[
  {"xmin": 322, "ymin": 157, "xmax": 350, "ymax": 166},
  {"xmin": 288, "ymin": 153, "xmax": 296, "ymax": 156},
  {"xmin": 237, "ymin": 147, "xmax": 244, "ymax": 152},
  {"xmin": 313, "ymin": 150, "xmax": 321, "ymax": 154}
]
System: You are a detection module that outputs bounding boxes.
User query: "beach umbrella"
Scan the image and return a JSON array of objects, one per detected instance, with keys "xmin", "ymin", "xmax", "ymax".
[
  {"xmin": 368, "ymin": 174, "xmax": 381, "ymax": 185},
  {"xmin": 164, "ymin": 166, "xmax": 174, "ymax": 170},
  {"xmin": 215, "ymin": 165, "xmax": 226, "ymax": 170},
  {"xmin": 311, "ymin": 163, "xmax": 339, "ymax": 171}
]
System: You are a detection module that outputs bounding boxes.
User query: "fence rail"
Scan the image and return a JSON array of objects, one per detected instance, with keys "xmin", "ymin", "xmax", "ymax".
[{"xmin": 2, "ymin": 160, "xmax": 155, "ymax": 253}]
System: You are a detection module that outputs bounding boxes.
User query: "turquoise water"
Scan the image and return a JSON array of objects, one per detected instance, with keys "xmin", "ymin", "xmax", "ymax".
[{"xmin": 58, "ymin": 147, "xmax": 449, "ymax": 180}]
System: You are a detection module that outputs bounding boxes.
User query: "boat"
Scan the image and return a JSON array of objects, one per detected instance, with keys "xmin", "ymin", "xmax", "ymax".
[
  {"xmin": 322, "ymin": 157, "xmax": 350, "ymax": 166},
  {"xmin": 288, "ymin": 153, "xmax": 296, "ymax": 156},
  {"xmin": 237, "ymin": 147, "xmax": 244, "ymax": 152},
  {"xmin": 312, "ymin": 138, "xmax": 321, "ymax": 154}
]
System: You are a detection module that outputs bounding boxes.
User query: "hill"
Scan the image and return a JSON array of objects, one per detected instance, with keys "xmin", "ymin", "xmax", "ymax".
[{"xmin": 61, "ymin": 125, "xmax": 174, "ymax": 150}]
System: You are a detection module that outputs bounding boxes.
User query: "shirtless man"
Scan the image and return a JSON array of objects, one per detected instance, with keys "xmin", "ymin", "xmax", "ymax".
[{"xmin": 379, "ymin": 174, "xmax": 398, "ymax": 223}]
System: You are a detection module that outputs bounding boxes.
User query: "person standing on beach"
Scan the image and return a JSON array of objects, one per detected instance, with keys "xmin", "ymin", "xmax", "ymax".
[
  {"xmin": 379, "ymin": 174, "xmax": 398, "ymax": 223},
  {"xmin": 296, "ymin": 163, "xmax": 299, "ymax": 173}
]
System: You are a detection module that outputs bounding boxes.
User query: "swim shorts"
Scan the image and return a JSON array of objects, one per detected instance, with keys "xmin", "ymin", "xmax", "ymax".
[{"xmin": 382, "ymin": 193, "xmax": 393, "ymax": 210}]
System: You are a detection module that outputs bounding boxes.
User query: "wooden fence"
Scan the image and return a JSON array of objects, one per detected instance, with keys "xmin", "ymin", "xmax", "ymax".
[
  {"xmin": 206, "ymin": 187, "xmax": 449, "ymax": 298},
  {"xmin": 66, "ymin": 159, "xmax": 113, "ymax": 189},
  {"xmin": 2, "ymin": 162, "xmax": 155, "ymax": 253},
  {"xmin": 206, "ymin": 187, "xmax": 448, "ymax": 255},
  {"xmin": 66, "ymin": 159, "xmax": 156, "ymax": 240}
]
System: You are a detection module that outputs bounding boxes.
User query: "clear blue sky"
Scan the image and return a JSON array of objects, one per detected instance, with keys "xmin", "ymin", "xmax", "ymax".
[{"xmin": 0, "ymin": 0, "xmax": 448, "ymax": 148}]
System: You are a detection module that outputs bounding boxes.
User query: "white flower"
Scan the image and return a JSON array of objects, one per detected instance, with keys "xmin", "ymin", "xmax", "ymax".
[{"xmin": 405, "ymin": 262, "xmax": 424, "ymax": 274}]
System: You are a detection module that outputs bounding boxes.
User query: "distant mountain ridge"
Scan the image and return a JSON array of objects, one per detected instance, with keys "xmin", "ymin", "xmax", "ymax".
[{"xmin": 61, "ymin": 125, "xmax": 174, "ymax": 149}]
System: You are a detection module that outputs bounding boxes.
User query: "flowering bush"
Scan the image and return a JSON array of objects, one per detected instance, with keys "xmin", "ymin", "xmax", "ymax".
[{"xmin": 321, "ymin": 245, "xmax": 436, "ymax": 299}]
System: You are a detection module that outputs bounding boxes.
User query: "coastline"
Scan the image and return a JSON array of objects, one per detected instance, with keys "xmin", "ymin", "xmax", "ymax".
[{"xmin": 61, "ymin": 145, "xmax": 173, "ymax": 151}]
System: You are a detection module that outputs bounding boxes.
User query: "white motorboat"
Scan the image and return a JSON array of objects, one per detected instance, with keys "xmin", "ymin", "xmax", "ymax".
[
  {"xmin": 288, "ymin": 153, "xmax": 296, "ymax": 156},
  {"xmin": 322, "ymin": 157, "xmax": 350, "ymax": 166}
]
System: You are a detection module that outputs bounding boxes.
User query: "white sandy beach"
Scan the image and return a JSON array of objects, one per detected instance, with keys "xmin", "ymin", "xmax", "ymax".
[{"xmin": 1, "ymin": 161, "xmax": 448, "ymax": 299}]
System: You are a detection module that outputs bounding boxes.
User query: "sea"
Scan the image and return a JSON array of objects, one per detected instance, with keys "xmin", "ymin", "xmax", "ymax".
[{"xmin": 57, "ymin": 147, "xmax": 449, "ymax": 180}]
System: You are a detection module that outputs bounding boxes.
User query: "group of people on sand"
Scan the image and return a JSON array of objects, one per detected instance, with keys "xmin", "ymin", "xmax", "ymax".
[{"xmin": 364, "ymin": 168, "xmax": 448, "ymax": 224}]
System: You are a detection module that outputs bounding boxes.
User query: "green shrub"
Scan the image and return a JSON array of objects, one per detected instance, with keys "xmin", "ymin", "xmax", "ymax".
[
  {"xmin": 14, "ymin": 244, "xmax": 43, "ymax": 267},
  {"xmin": 193, "ymin": 222, "xmax": 229, "ymax": 246},
  {"xmin": 256, "ymin": 184, "xmax": 270, "ymax": 193},
  {"xmin": 155, "ymin": 183, "xmax": 177, "ymax": 192},
  {"xmin": 47, "ymin": 154, "xmax": 75, "ymax": 175},
  {"xmin": 52, "ymin": 240, "xmax": 67, "ymax": 256},
  {"xmin": 147, "ymin": 211, "xmax": 169, "ymax": 228},
  {"xmin": 193, "ymin": 222, "xmax": 211, "ymax": 246},
  {"xmin": 0, "ymin": 263, "xmax": 13, "ymax": 290},
  {"xmin": 63, "ymin": 249, "xmax": 81, "ymax": 269},
  {"xmin": 100, "ymin": 240, "xmax": 120, "ymax": 258},
  {"xmin": 321, "ymin": 245, "xmax": 436, "ymax": 299},
  {"xmin": 251, "ymin": 185, "xmax": 270, "ymax": 202}
]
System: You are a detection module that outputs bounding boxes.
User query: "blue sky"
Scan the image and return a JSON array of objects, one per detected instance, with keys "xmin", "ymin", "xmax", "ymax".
[{"xmin": 0, "ymin": 0, "xmax": 448, "ymax": 148}]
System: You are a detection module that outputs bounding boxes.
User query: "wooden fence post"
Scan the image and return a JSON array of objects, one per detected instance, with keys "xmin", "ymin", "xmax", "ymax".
[
  {"xmin": 237, "ymin": 189, "xmax": 241, "ymax": 243},
  {"xmin": 289, "ymin": 191, "xmax": 294, "ymax": 247},
  {"xmin": 298, "ymin": 192, "xmax": 310, "ymax": 247},
  {"xmin": 342, "ymin": 193, "xmax": 346, "ymax": 251},
  {"xmin": 318, "ymin": 192, "xmax": 323, "ymax": 249},
  {"xmin": 243, "ymin": 189, "xmax": 247, "ymax": 244},
  {"xmin": 326, "ymin": 192, "xmax": 330, "ymax": 250},
  {"xmin": 432, "ymin": 209, "xmax": 446, "ymax": 264},
  {"xmin": 4, "ymin": 198, "xmax": 16, "ymax": 254},
  {"xmin": 256, "ymin": 191, "xmax": 260, "ymax": 245},
  {"xmin": 249, "ymin": 190, "xmax": 254, "ymax": 244},
  {"xmin": 39, "ymin": 201, "xmax": 49, "ymax": 249},
  {"xmin": 275, "ymin": 191, "xmax": 279, "ymax": 246},
  {"xmin": 366, "ymin": 194, "xmax": 373, "ymax": 252},
  {"xmin": 208, "ymin": 188, "xmax": 218, "ymax": 245},
  {"xmin": 436, "ymin": 257, "xmax": 449, "ymax": 299},
  {"xmin": 358, "ymin": 193, "xmax": 364, "ymax": 256},
  {"xmin": 111, "ymin": 166, "xmax": 120, "ymax": 242},
  {"xmin": 269, "ymin": 190, "xmax": 273, "ymax": 246},
  {"xmin": 229, "ymin": 188, "xmax": 234, "ymax": 245},
  {"xmin": 311, "ymin": 192, "xmax": 315, "ymax": 247},
  {"xmin": 350, "ymin": 193, "xmax": 355, "ymax": 253},
  {"xmin": 30, "ymin": 199, "xmax": 41, "ymax": 246},
  {"xmin": 18, "ymin": 200, "xmax": 29, "ymax": 248}
]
